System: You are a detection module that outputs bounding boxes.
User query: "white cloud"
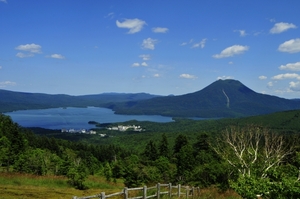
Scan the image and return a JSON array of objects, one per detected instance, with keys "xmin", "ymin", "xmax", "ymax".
[
  {"xmin": 180, "ymin": 42, "xmax": 188, "ymax": 46},
  {"xmin": 116, "ymin": 18, "xmax": 146, "ymax": 34},
  {"xmin": 267, "ymin": 81, "xmax": 273, "ymax": 87},
  {"xmin": 104, "ymin": 12, "xmax": 114, "ymax": 19},
  {"xmin": 259, "ymin": 76, "xmax": 267, "ymax": 80},
  {"xmin": 15, "ymin": 43, "xmax": 42, "ymax": 58},
  {"xmin": 0, "ymin": 81, "xmax": 16, "ymax": 87},
  {"xmin": 272, "ymin": 73, "xmax": 300, "ymax": 80},
  {"xmin": 0, "ymin": 0, "xmax": 7, "ymax": 3},
  {"xmin": 217, "ymin": 76, "xmax": 234, "ymax": 80},
  {"xmin": 180, "ymin": 39, "xmax": 194, "ymax": 46},
  {"xmin": 278, "ymin": 38, "xmax": 300, "ymax": 53},
  {"xmin": 16, "ymin": 52, "xmax": 34, "ymax": 58},
  {"xmin": 179, "ymin": 73, "xmax": 197, "ymax": 79},
  {"xmin": 279, "ymin": 62, "xmax": 300, "ymax": 71},
  {"xmin": 234, "ymin": 30, "xmax": 247, "ymax": 37},
  {"xmin": 139, "ymin": 54, "xmax": 151, "ymax": 60},
  {"xmin": 228, "ymin": 61, "xmax": 234, "ymax": 64},
  {"xmin": 141, "ymin": 62, "xmax": 148, "ymax": 67},
  {"xmin": 153, "ymin": 74, "xmax": 160, "ymax": 78},
  {"xmin": 213, "ymin": 45, "xmax": 249, "ymax": 59},
  {"xmin": 132, "ymin": 62, "xmax": 147, "ymax": 67},
  {"xmin": 192, "ymin": 39, "xmax": 207, "ymax": 48},
  {"xmin": 132, "ymin": 63, "xmax": 140, "ymax": 67},
  {"xmin": 270, "ymin": 22, "xmax": 297, "ymax": 34},
  {"xmin": 142, "ymin": 38, "xmax": 157, "ymax": 50},
  {"xmin": 49, "ymin": 54, "xmax": 65, "ymax": 59},
  {"xmin": 152, "ymin": 27, "xmax": 169, "ymax": 33},
  {"xmin": 15, "ymin": 43, "xmax": 42, "ymax": 53},
  {"xmin": 289, "ymin": 81, "xmax": 300, "ymax": 91},
  {"xmin": 0, "ymin": 66, "xmax": 2, "ymax": 69}
]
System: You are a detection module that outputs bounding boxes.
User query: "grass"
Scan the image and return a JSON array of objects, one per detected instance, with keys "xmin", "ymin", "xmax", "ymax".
[
  {"xmin": 0, "ymin": 172, "xmax": 124, "ymax": 199},
  {"xmin": 0, "ymin": 172, "xmax": 241, "ymax": 199}
]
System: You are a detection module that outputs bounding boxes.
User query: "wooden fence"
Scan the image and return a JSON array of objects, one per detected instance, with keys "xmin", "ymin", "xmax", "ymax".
[{"xmin": 72, "ymin": 183, "xmax": 200, "ymax": 199}]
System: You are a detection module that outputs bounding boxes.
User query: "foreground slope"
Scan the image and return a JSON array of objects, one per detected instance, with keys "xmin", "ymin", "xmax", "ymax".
[{"xmin": 111, "ymin": 79, "xmax": 300, "ymax": 118}]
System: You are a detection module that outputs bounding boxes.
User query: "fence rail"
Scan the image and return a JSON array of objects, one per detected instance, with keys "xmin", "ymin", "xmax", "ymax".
[{"xmin": 72, "ymin": 183, "xmax": 200, "ymax": 199}]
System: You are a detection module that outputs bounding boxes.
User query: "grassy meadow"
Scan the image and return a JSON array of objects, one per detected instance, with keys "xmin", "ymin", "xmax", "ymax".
[
  {"xmin": 0, "ymin": 172, "xmax": 124, "ymax": 199},
  {"xmin": 0, "ymin": 172, "xmax": 241, "ymax": 199}
]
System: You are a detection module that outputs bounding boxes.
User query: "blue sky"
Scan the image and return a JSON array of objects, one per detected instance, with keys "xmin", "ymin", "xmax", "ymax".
[{"xmin": 1, "ymin": 0, "xmax": 300, "ymax": 98}]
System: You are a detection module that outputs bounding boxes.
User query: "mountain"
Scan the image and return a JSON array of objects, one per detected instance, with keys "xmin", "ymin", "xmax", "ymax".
[
  {"xmin": 109, "ymin": 79, "xmax": 300, "ymax": 118},
  {"xmin": 1, "ymin": 79, "xmax": 300, "ymax": 118},
  {"xmin": 0, "ymin": 89, "xmax": 159, "ymax": 113}
]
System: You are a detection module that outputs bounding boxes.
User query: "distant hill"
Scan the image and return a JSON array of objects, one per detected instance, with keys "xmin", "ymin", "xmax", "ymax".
[
  {"xmin": 109, "ymin": 79, "xmax": 300, "ymax": 118},
  {"xmin": 0, "ymin": 89, "xmax": 159, "ymax": 113},
  {"xmin": 1, "ymin": 79, "xmax": 300, "ymax": 118}
]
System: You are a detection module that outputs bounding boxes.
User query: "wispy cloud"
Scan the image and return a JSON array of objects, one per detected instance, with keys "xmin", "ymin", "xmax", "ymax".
[
  {"xmin": 0, "ymin": 81, "xmax": 16, "ymax": 87},
  {"xmin": 259, "ymin": 76, "xmax": 267, "ymax": 80},
  {"xmin": 15, "ymin": 43, "xmax": 42, "ymax": 58},
  {"xmin": 116, "ymin": 18, "xmax": 146, "ymax": 34},
  {"xmin": 139, "ymin": 54, "xmax": 151, "ymax": 61},
  {"xmin": 217, "ymin": 76, "xmax": 234, "ymax": 80},
  {"xmin": 104, "ymin": 12, "xmax": 114, "ymax": 19},
  {"xmin": 272, "ymin": 73, "xmax": 300, "ymax": 80},
  {"xmin": 234, "ymin": 29, "xmax": 247, "ymax": 37},
  {"xmin": 141, "ymin": 38, "xmax": 157, "ymax": 50},
  {"xmin": 132, "ymin": 63, "xmax": 140, "ymax": 67},
  {"xmin": 279, "ymin": 62, "xmax": 300, "ymax": 71},
  {"xmin": 132, "ymin": 62, "xmax": 148, "ymax": 67},
  {"xmin": 180, "ymin": 39, "xmax": 194, "ymax": 46},
  {"xmin": 153, "ymin": 74, "xmax": 161, "ymax": 78},
  {"xmin": 15, "ymin": 43, "xmax": 42, "ymax": 53},
  {"xmin": 192, "ymin": 39, "xmax": 207, "ymax": 48},
  {"xmin": 213, "ymin": 45, "xmax": 249, "ymax": 59},
  {"xmin": 270, "ymin": 22, "xmax": 297, "ymax": 34},
  {"xmin": 141, "ymin": 62, "xmax": 148, "ymax": 67},
  {"xmin": 0, "ymin": 0, "xmax": 7, "ymax": 3},
  {"xmin": 48, "ymin": 54, "xmax": 65, "ymax": 59},
  {"xmin": 289, "ymin": 81, "xmax": 300, "ymax": 91},
  {"xmin": 152, "ymin": 27, "xmax": 169, "ymax": 33},
  {"xmin": 16, "ymin": 52, "xmax": 34, "ymax": 58},
  {"xmin": 278, "ymin": 38, "xmax": 300, "ymax": 53},
  {"xmin": 179, "ymin": 73, "xmax": 197, "ymax": 79},
  {"xmin": 267, "ymin": 81, "xmax": 273, "ymax": 87}
]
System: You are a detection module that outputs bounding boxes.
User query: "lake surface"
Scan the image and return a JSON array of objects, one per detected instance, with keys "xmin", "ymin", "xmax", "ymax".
[{"xmin": 5, "ymin": 107, "xmax": 174, "ymax": 130}]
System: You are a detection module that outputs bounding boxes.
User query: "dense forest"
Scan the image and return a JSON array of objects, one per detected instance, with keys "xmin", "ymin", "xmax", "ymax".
[{"xmin": 2, "ymin": 110, "xmax": 300, "ymax": 198}]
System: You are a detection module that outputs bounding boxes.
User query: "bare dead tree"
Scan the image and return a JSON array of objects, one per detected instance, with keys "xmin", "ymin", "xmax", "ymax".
[{"xmin": 211, "ymin": 125, "xmax": 294, "ymax": 178}]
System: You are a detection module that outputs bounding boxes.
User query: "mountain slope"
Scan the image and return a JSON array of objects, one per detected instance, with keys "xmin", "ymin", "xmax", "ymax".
[
  {"xmin": 111, "ymin": 79, "xmax": 300, "ymax": 118},
  {"xmin": 0, "ymin": 90, "xmax": 159, "ymax": 113}
]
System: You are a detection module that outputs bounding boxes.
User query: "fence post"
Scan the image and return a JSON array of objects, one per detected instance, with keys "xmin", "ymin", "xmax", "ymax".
[
  {"xmin": 185, "ymin": 186, "xmax": 189, "ymax": 199},
  {"xmin": 197, "ymin": 187, "xmax": 200, "ymax": 197},
  {"xmin": 124, "ymin": 187, "xmax": 128, "ymax": 199},
  {"xmin": 157, "ymin": 183, "xmax": 160, "ymax": 199},
  {"xmin": 101, "ymin": 192, "xmax": 106, "ymax": 199},
  {"xmin": 169, "ymin": 183, "xmax": 172, "ymax": 198},
  {"xmin": 178, "ymin": 184, "xmax": 181, "ymax": 198},
  {"xmin": 192, "ymin": 187, "xmax": 194, "ymax": 199},
  {"xmin": 143, "ymin": 186, "xmax": 147, "ymax": 199}
]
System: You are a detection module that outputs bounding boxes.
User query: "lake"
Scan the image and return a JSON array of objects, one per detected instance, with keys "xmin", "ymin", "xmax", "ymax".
[{"xmin": 5, "ymin": 107, "xmax": 174, "ymax": 130}]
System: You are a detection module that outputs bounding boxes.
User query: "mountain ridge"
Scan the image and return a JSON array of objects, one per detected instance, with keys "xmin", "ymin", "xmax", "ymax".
[
  {"xmin": 109, "ymin": 79, "xmax": 300, "ymax": 118},
  {"xmin": 1, "ymin": 79, "xmax": 300, "ymax": 118}
]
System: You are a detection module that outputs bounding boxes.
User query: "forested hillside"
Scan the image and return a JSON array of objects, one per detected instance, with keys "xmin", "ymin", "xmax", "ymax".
[
  {"xmin": 0, "ymin": 89, "xmax": 159, "ymax": 113},
  {"xmin": 111, "ymin": 79, "xmax": 300, "ymax": 118},
  {"xmin": 2, "ymin": 110, "xmax": 300, "ymax": 197}
]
